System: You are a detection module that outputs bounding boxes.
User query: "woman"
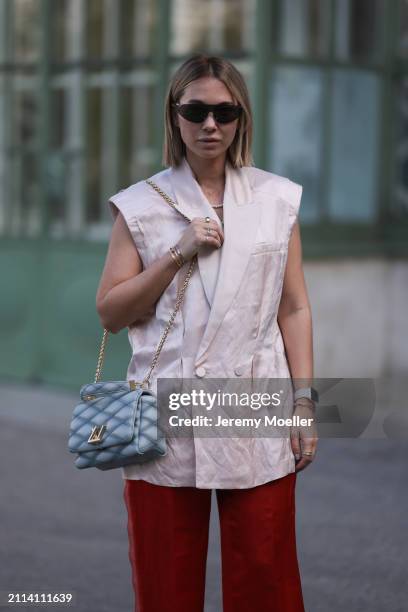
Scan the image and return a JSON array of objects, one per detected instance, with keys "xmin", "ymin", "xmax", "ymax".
[{"xmin": 96, "ymin": 54, "xmax": 317, "ymax": 612}]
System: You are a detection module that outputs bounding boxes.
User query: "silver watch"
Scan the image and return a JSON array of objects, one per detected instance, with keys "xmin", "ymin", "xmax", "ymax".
[{"xmin": 294, "ymin": 387, "xmax": 319, "ymax": 403}]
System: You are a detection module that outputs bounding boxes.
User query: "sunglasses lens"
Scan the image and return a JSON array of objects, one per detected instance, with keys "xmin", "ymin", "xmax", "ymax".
[
  {"xmin": 178, "ymin": 104, "xmax": 207, "ymax": 123},
  {"xmin": 177, "ymin": 104, "xmax": 241, "ymax": 124},
  {"xmin": 214, "ymin": 105, "xmax": 242, "ymax": 123}
]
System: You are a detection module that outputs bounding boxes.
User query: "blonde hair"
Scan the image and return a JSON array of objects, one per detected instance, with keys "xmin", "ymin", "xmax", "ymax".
[{"xmin": 162, "ymin": 54, "xmax": 254, "ymax": 168}]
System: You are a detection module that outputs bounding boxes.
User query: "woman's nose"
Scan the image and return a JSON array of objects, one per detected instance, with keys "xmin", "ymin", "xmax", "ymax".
[{"xmin": 202, "ymin": 112, "xmax": 217, "ymax": 127}]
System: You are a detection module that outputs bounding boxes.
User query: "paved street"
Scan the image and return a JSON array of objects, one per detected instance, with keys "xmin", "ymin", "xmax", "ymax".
[{"xmin": 0, "ymin": 380, "xmax": 406, "ymax": 612}]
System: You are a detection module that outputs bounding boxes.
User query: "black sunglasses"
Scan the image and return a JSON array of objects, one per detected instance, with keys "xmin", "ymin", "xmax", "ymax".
[{"xmin": 172, "ymin": 102, "xmax": 242, "ymax": 124}]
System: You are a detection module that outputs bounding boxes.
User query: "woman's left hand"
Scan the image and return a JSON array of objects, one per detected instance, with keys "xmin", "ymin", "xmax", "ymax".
[{"xmin": 290, "ymin": 401, "xmax": 318, "ymax": 472}]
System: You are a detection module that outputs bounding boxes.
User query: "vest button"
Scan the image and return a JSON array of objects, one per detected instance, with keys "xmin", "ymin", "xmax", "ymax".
[{"xmin": 195, "ymin": 366, "xmax": 206, "ymax": 378}]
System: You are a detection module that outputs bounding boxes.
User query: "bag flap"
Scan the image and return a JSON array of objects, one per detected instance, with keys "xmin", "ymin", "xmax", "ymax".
[{"xmin": 68, "ymin": 383, "xmax": 153, "ymax": 453}]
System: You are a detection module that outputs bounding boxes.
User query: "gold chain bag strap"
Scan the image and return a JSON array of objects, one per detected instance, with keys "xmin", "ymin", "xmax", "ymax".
[
  {"xmin": 68, "ymin": 180, "xmax": 197, "ymax": 470},
  {"xmin": 93, "ymin": 179, "xmax": 197, "ymax": 389}
]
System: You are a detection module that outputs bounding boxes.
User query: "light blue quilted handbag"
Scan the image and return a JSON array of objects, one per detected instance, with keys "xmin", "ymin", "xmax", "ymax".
[{"xmin": 67, "ymin": 181, "xmax": 196, "ymax": 470}]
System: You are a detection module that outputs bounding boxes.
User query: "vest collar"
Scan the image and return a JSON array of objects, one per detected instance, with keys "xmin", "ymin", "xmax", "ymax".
[{"xmin": 166, "ymin": 156, "xmax": 261, "ymax": 362}]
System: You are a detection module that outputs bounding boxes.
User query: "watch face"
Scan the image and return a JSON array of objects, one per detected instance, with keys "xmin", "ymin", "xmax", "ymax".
[
  {"xmin": 311, "ymin": 387, "xmax": 319, "ymax": 403},
  {"xmin": 295, "ymin": 387, "xmax": 319, "ymax": 403}
]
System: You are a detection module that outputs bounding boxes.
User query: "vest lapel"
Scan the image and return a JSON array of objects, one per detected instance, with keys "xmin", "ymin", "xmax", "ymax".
[
  {"xmin": 195, "ymin": 161, "xmax": 261, "ymax": 363},
  {"xmin": 168, "ymin": 157, "xmax": 223, "ymax": 305},
  {"xmin": 167, "ymin": 157, "xmax": 261, "ymax": 363}
]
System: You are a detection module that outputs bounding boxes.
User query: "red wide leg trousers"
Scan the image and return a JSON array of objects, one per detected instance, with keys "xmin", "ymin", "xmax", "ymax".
[{"xmin": 123, "ymin": 472, "xmax": 305, "ymax": 612}]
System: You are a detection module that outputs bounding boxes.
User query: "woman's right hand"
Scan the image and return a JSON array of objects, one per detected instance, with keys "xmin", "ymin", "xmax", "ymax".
[{"xmin": 176, "ymin": 217, "xmax": 224, "ymax": 260}]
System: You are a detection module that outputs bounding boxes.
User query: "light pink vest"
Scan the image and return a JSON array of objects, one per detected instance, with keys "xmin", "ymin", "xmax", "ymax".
[{"xmin": 108, "ymin": 157, "xmax": 302, "ymax": 489}]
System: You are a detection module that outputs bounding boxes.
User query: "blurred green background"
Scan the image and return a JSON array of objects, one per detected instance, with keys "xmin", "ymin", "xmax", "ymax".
[{"xmin": 0, "ymin": 0, "xmax": 407, "ymax": 390}]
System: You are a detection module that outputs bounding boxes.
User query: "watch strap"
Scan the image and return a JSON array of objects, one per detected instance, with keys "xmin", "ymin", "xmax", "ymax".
[{"xmin": 294, "ymin": 387, "xmax": 319, "ymax": 403}]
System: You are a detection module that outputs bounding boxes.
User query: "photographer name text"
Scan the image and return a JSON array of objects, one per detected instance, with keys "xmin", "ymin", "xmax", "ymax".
[{"xmin": 168, "ymin": 415, "xmax": 314, "ymax": 428}]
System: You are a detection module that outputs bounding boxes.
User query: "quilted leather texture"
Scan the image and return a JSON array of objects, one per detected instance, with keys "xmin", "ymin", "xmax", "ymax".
[{"xmin": 68, "ymin": 381, "xmax": 166, "ymax": 471}]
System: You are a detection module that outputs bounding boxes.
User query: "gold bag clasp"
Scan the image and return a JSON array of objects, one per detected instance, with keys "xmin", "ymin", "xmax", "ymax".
[
  {"xmin": 88, "ymin": 424, "xmax": 107, "ymax": 444},
  {"xmin": 129, "ymin": 380, "xmax": 149, "ymax": 390}
]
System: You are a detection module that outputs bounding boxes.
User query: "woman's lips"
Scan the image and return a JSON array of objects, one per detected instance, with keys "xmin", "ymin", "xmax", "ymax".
[{"xmin": 199, "ymin": 139, "xmax": 220, "ymax": 144}]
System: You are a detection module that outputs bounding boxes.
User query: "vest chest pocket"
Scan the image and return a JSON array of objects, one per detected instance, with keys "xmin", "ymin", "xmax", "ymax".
[
  {"xmin": 251, "ymin": 195, "xmax": 290, "ymax": 251},
  {"xmin": 250, "ymin": 241, "xmax": 285, "ymax": 255},
  {"xmin": 243, "ymin": 244, "xmax": 288, "ymax": 327}
]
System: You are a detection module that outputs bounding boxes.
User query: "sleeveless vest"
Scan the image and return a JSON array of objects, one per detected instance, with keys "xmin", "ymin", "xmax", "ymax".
[{"xmin": 108, "ymin": 157, "xmax": 303, "ymax": 488}]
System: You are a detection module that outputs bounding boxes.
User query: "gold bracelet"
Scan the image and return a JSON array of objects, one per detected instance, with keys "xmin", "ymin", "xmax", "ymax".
[
  {"xmin": 169, "ymin": 246, "xmax": 183, "ymax": 268},
  {"xmin": 173, "ymin": 244, "xmax": 186, "ymax": 266},
  {"xmin": 169, "ymin": 247, "xmax": 182, "ymax": 268},
  {"xmin": 169, "ymin": 248, "xmax": 181, "ymax": 268},
  {"xmin": 170, "ymin": 245, "xmax": 185, "ymax": 267}
]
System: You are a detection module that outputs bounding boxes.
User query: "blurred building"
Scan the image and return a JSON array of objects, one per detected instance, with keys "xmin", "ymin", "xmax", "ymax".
[{"xmin": 0, "ymin": 0, "xmax": 407, "ymax": 389}]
